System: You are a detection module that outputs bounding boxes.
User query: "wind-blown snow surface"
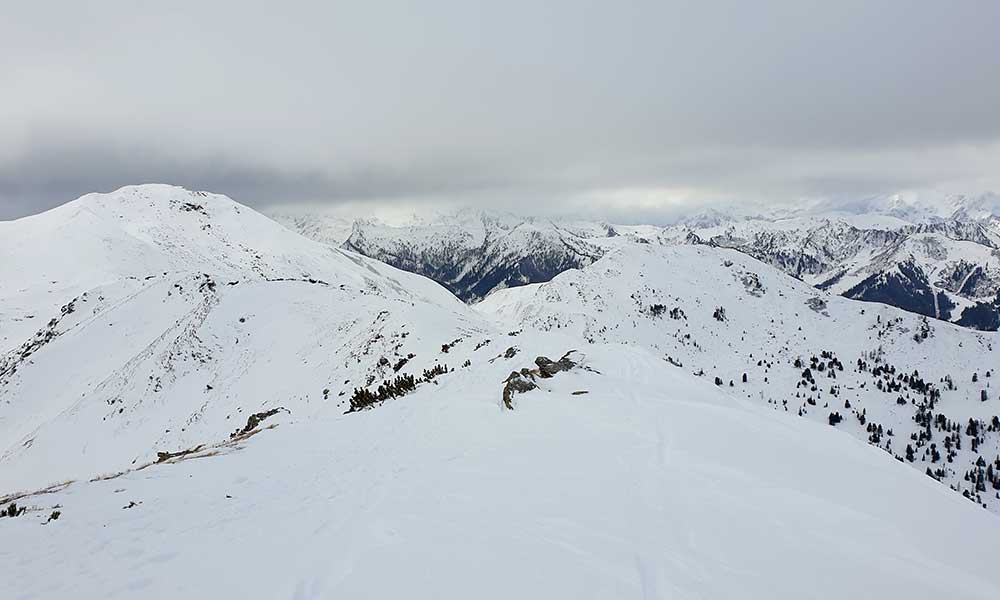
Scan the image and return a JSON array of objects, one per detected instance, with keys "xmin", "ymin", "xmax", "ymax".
[{"xmin": 3, "ymin": 186, "xmax": 1000, "ymax": 598}]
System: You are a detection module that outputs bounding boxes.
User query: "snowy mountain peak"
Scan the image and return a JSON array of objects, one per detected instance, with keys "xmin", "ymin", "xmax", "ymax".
[
  {"xmin": 341, "ymin": 210, "xmax": 606, "ymax": 302},
  {"xmin": 275, "ymin": 199, "xmax": 1000, "ymax": 330}
]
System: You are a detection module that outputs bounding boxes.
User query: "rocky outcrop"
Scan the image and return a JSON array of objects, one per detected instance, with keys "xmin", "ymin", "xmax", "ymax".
[
  {"xmin": 501, "ymin": 370, "xmax": 539, "ymax": 409},
  {"xmin": 501, "ymin": 351, "xmax": 580, "ymax": 409},
  {"xmin": 534, "ymin": 353, "xmax": 578, "ymax": 378}
]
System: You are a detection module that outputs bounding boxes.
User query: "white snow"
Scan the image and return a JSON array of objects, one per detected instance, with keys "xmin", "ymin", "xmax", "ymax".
[
  {"xmin": 5, "ymin": 342, "xmax": 1000, "ymax": 599},
  {"xmin": 479, "ymin": 243, "xmax": 1000, "ymax": 509},
  {"xmin": 2, "ymin": 186, "xmax": 1000, "ymax": 599}
]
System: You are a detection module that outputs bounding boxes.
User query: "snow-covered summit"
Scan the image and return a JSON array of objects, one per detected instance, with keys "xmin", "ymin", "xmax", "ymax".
[{"xmin": 0, "ymin": 184, "xmax": 473, "ymax": 491}]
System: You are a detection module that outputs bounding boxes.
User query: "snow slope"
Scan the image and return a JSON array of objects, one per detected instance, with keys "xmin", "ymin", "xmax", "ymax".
[
  {"xmin": 0, "ymin": 185, "xmax": 485, "ymax": 491},
  {"xmin": 480, "ymin": 243, "xmax": 1000, "ymax": 510},
  {"xmin": 3, "ymin": 186, "xmax": 1000, "ymax": 598},
  {"xmin": 4, "ymin": 342, "xmax": 1000, "ymax": 599},
  {"xmin": 0, "ymin": 185, "xmax": 406, "ymax": 353}
]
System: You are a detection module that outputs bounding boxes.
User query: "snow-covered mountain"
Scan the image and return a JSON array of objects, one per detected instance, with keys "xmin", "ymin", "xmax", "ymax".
[
  {"xmin": 274, "ymin": 201, "xmax": 1000, "ymax": 331},
  {"xmin": 281, "ymin": 210, "xmax": 691, "ymax": 302},
  {"xmin": 862, "ymin": 192, "xmax": 1000, "ymax": 224},
  {"xmin": 267, "ymin": 211, "xmax": 354, "ymax": 247},
  {"xmin": 341, "ymin": 210, "xmax": 606, "ymax": 302},
  {"xmin": 3, "ymin": 185, "xmax": 1000, "ymax": 598},
  {"xmin": 697, "ymin": 192, "xmax": 1000, "ymax": 225},
  {"xmin": 480, "ymin": 243, "xmax": 1000, "ymax": 510},
  {"xmin": 701, "ymin": 217, "xmax": 1000, "ymax": 330},
  {"xmin": 0, "ymin": 185, "xmax": 484, "ymax": 491}
]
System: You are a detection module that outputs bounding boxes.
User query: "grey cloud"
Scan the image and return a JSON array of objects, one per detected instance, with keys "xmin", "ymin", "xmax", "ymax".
[
  {"xmin": 0, "ymin": 138, "xmax": 534, "ymax": 219},
  {"xmin": 2, "ymin": 1, "xmax": 999, "ymax": 220},
  {"xmin": 3, "ymin": 135, "xmax": 999, "ymax": 222}
]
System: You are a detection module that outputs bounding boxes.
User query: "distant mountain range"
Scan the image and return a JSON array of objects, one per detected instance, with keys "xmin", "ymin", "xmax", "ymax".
[{"xmin": 271, "ymin": 194, "xmax": 1000, "ymax": 330}]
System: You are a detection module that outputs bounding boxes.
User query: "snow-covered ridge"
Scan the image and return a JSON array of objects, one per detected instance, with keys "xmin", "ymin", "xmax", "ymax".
[
  {"xmin": 703, "ymin": 217, "xmax": 1000, "ymax": 330},
  {"xmin": 3, "ymin": 185, "xmax": 1000, "ymax": 598},
  {"xmin": 0, "ymin": 185, "xmax": 475, "ymax": 491},
  {"xmin": 341, "ymin": 210, "xmax": 606, "ymax": 302},
  {"xmin": 275, "ymin": 201, "xmax": 1000, "ymax": 330},
  {"xmin": 7, "ymin": 338, "xmax": 1000, "ymax": 598},
  {"xmin": 679, "ymin": 191, "xmax": 1000, "ymax": 226},
  {"xmin": 479, "ymin": 243, "xmax": 1000, "ymax": 511}
]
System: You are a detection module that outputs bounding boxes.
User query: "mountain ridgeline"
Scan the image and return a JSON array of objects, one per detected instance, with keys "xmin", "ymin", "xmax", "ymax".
[
  {"xmin": 340, "ymin": 212, "xmax": 606, "ymax": 302},
  {"xmin": 704, "ymin": 218, "xmax": 1000, "ymax": 331},
  {"xmin": 276, "ymin": 204, "xmax": 1000, "ymax": 331}
]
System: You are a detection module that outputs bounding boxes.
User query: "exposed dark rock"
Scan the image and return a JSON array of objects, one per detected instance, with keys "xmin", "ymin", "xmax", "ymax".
[
  {"xmin": 535, "ymin": 352, "xmax": 577, "ymax": 378},
  {"xmin": 805, "ymin": 297, "xmax": 828, "ymax": 313},
  {"xmin": 501, "ymin": 351, "xmax": 581, "ymax": 408},
  {"xmin": 231, "ymin": 407, "xmax": 286, "ymax": 438},
  {"xmin": 502, "ymin": 371, "xmax": 539, "ymax": 409},
  {"xmin": 156, "ymin": 445, "xmax": 206, "ymax": 463}
]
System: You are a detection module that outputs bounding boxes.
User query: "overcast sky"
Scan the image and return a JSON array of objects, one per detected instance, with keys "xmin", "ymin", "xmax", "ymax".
[{"xmin": 2, "ymin": 1, "xmax": 999, "ymax": 221}]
